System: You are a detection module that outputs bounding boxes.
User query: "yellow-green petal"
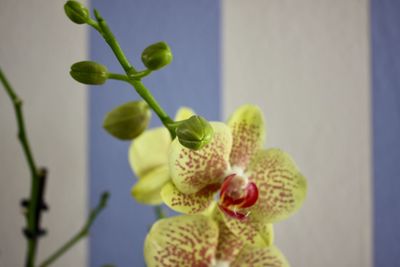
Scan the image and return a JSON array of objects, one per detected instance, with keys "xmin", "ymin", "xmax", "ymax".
[
  {"xmin": 129, "ymin": 127, "xmax": 170, "ymax": 177},
  {"xmin": 175, "ymin": 106, "xmax": 195, "ymax": 121},
  {"xmin": 228, "ymin": 104, "xmax": 265, "ymax": 169},
  {"xmin": 131, "ymin": 165, "xmax": 170, "ymax": 205},
  {"xmin": 231, "ymin": 245, "xmax": 290, "ymax": 267},
  {"xmin": 219, "ymin": 208, "xmax": 274, "ymax": 248},
  {"xmin": 144, "ymin": 215, "xmax": 219, "ymax": 267},
  {"xmin": 169, "ymin": 122, "xmax": 232, "ymax": 194},
  {"xmin": 213, "ymin": 208, "xmax": 245, "ymax": 262},
  {"xmin": 248, "ymin": 148, "xmax": 307, "ymax": 223},
  {"xmin": 129, "ymin": 106, "xmax": 194, "ymax": 178},
  {"xmin": 161, "ymin": 181, "xmax": 217, "ymax": 214}
]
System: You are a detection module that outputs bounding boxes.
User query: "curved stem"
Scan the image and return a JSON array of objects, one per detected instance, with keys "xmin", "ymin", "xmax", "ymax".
[
  {"xmin": 128, "ymin": 69, "xmax": 152, "ymax": 79},
  {"xmin": 38, "ymin": 192, "xmax": 110, "ymax": 267},
  {"xmin": 0, "ymin": 68, "xmax": 42, "ymax": 267}
]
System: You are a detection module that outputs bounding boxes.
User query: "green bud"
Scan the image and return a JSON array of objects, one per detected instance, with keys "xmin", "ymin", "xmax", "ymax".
[
  {"xmin": 176, "ymin": 115, "xmax": 214, "ymax": 150},
  {"xmin": 70, "ymin": 61, "xmax": 108, "ymax": 85},
  {"xmin": 64, "ymin": 1, "xmax": 89, "ymax": 24},
  {"xmin": 103, "ymin": 101, "xmax": 151, "ymax": 140},
  {"xmin": 141, "ymin": 42, "xmax": 173, "ymax": 71}
]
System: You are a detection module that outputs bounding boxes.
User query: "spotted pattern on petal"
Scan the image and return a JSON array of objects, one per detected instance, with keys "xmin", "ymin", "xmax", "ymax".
[
  {"xmin": 213, "ymin": 209, "xmax": 245, "ymax": 262},
  {"xmin": 144, "ymin": 215, "xmax": 218, "ymax": 267},
  {"xmin": 161, "ymin": 182, "xmax": 219, "ymax": 214},
  {"xmin": 228, "ymin": 105, "xmax": 265, "ymax": 169},
  {"xmin": 231, "ymin": 245, "xmax": 290, "ymax": 267},
  {"xmin": 219, "ymin": 209, "xmax": 273, "ymax": 248},
  {"xmin": 169, "ymin": 122, "xmax": 232, "ymax": 194},
  {"xmin": 247, "ymin": 148, "xmax": 307, "ymax": 224}
]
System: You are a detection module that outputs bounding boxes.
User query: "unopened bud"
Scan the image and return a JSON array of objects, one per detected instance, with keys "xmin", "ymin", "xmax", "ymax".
[
  {"xmin": 141, "ymin": 42, "xmax": 173, "ymax": 71},
  {"xmin": 64, "ymin": 1, "xmax": 89, "ymax": 24},
  {"xmin": 176, "ymin": 116, "xmax": 213, "ymax": 150},
  {"xmin": 70, "ymin": 61, "xmax": 108, "ymax": 85},
  {"xmin": 103, "ymin": 101, "xmax": 151, "ymax": 140}
]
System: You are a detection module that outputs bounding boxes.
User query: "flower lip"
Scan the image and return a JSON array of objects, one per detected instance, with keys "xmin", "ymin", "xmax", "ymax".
[{"xmin": 219, "ymin": 173, "xmax": 259, "ymax": 219}]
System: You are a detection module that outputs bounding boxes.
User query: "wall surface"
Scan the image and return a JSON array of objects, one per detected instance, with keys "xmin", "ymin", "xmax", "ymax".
[
  {"xmin": 0, "ymin": 0, "xmax": 387, "ymax": 267},
  {"xmin": 88, "ymin": 1, "xmax": 220, "ymax": 266},
  {"xmin": 222, "ymin": 1, "xmax": 372, "ymax": 267},
  {"xmin": 0, "ymin": 1, "xmax": 87, "ymax": 266},
  {"xmin": 371, "ymin": 0, "xmax": 400, "ymax": 265}
]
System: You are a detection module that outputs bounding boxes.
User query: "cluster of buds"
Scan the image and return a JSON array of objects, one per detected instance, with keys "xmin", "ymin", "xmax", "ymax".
[
  {"xmin": 62, "ymin": 1, "xmax": 229, "ymax": 156},
  {"xmin": 65, "ymin": 1, "xmax": 211, "ymax": 148},
  {"xmin": 64, "ymin": 1, "xmax": 308, "ymax": 267}
]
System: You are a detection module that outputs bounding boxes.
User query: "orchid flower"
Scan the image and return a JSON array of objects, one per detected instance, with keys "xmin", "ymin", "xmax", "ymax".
[
  {"xmin": 129, "ymin": 107, "xmax": 194, "ymax": 204},
  {"xmin": 144, "ymin": 213, "xmax": 290, "ymax": 267},
  {"xmin": 161, "ymin": 105, "xmax": 307, "ymax": 241}
]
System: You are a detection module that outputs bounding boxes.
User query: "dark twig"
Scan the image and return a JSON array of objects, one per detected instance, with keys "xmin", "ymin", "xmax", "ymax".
[{"xmin": 38, "ymin": 192, "xmax": 110, "ymax": 267}]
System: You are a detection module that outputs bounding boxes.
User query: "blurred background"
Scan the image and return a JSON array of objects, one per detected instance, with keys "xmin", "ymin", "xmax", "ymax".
[{"xmin": 0, "ymin": 0, "xmax": 398, "ymax": 266}]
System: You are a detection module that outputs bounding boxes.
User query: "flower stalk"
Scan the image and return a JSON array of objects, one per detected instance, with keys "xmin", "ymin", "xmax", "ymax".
[{"xmin": 88, "ymin": 8, "xmax": 176, "ymax": 138}]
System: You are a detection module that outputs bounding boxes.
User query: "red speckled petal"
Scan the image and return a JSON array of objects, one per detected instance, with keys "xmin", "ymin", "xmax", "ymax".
[
  {"xmin": 169, "ymin": 122, "xmax": 232, "ymax": 194},
  {"xmin": 247, "ymin": 148, "xmax": 307, "ymax": 224},
  {"xmin": 228, "ymin": 105, "xmax": 265, "ymax": 169},
  {"xmin": 161, "ymin": 182, "xmax": 218, "ymax": 214},
  {"xmin": 144, "ymin": 215, "xmax": 219, "ymax": 267},
  {"xmin": 231, "ymin": 245, "xmax": 290, "ymax": 267}
]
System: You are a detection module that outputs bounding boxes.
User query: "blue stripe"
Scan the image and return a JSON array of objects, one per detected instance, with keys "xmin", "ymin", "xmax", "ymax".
[
  {"xmin": 372, "ymin": 0, "xmax": 400, "ymax": 266},
  {"xmin": 89, "ymin": 1, "xmax": 221, "ymax": 266}
]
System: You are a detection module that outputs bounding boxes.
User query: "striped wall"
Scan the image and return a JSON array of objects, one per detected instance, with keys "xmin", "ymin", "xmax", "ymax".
[
  {"xmin": 222, "ymin": 1, "xmax": 371, "ymax": 266},
  {"xmin": 89, "ymin": 1, "xmax": 220, "ymax": 266},
  {"xmin": 371, "ymin": 0, "xmax": 400, "ymax": 266},
  {"xmin": 222, "ymin": 0, "xmax": 372, "ymax": 267},
  {"xmin": 0, "ymin": 0, "xmax": 399, "ymax": 266},
  {"xmin": 0, "ymin": 1, "xmax": 88, "ymax": 266}
]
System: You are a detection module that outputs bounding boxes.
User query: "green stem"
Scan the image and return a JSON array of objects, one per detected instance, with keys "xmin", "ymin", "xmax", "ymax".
[
  {"xmin": 93, "ymin": 10, "xmax": 136, "ymax": 74},
  {"xmin": 38, "ymin": 192, "xmax": 110, "ymax": 267},
  {"xmin": 107, "ymin": 73, "xmax": 129, "ymax": 82},
  {"xmin": 0, "ymin": 69, "xmax": 38, "ymax": 178},
  {"xmin": 129, "ymin": 80, "xmax": 175, "ymax": 137},
  {"xmin": 154, "ymin": 205, "xmax": 166, "ymax": 220},
  {"xmin": 90, "ymin": 9, "xmax": 176, "ymax": 138},
  {"xmin": 0, "ymin": 68, "xmax": 41, "ymax": 267},
  {"xmin": 128, "ymin": 69, "xmax": 152, "ymax": 79}
]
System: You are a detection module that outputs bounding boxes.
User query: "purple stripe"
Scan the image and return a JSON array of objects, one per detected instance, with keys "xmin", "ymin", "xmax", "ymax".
[
  {"xmin": 89, "ymin": 0, "xmax": 221, "ymax": 266},
  {"xmin": 371, "ymin": 0, "xmax": 400, "ymax": 266}
]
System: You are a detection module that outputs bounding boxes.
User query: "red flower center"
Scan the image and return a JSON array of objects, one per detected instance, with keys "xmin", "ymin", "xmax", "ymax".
[{"xmin": 218, "ymin": 173, "xmax": 259, "ymax": 220}]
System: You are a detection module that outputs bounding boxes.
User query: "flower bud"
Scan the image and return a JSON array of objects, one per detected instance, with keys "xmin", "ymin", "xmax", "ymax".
[
  {"xmin": 70, "ymin": 61, "xmax": 108, "ymax": 85},
  {"xmin": 103, "ymin": 101, "xmax": 151, "ymax": 140},
  {"xmin": 176, "ymin": 115, "xmax": 213, "ymax": 150},
  {"xmin": 64, "ymin": 0, "xmax": 89, "ymax": 24},
  {"xmin": 141, "ymin": 42, "xmax": 173, "ymax": 71}
]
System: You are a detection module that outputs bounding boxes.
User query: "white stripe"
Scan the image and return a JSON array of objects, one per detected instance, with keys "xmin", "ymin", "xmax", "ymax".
[
  {"xmin": 222, "ymin": 1, "xmax": 372, "ymax": 266},
  {"xmin": 0, "ymin": 1, "xmax": 88, "ymax": 266}
]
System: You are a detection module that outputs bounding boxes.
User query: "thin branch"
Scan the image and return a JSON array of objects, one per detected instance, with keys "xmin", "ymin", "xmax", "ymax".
[
  {"xmin": 0, "ymin": 68, "xmax": 38, "ymax": 178},
  {"xmin": 0, "ymin": 67, "xmax": 43, "ymax": 267},
  {"xmin": 38, "ymin": 192, "xmax": 110, "ymax": 267}
]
